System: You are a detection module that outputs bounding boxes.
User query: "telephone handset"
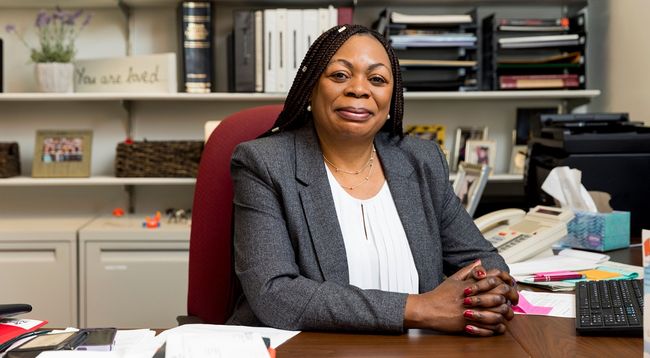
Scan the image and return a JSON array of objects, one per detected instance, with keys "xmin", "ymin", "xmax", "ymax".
[{"xmin": 474, "ymin": 205, "xmax": 574, "ymax": 264}]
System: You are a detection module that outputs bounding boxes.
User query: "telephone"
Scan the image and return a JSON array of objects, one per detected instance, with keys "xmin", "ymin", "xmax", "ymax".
[{"xmin": 474, "ymin": 205, "xmax": 574, "ymax": 264}]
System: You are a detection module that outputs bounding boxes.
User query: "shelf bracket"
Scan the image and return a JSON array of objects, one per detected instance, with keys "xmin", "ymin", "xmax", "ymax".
[
  {"xmin": 125, "ymin": 185, "xmax": 135, "ymax": 214},
  {"xmin": 121, "ymin": 100, "xmax": 134, "ymax": 139}
]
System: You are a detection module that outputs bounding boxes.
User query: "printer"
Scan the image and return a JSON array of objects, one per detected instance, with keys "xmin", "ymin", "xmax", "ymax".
[{"xmin": 525, "ymin": 113, "xmax": 650, "ymax": 236}]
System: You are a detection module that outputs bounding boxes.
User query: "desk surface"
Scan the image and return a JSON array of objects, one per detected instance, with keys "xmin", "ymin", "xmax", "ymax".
[
  {"xmin": 278, "ymin": 246, "xmax": 643, "ymax": 358},
  {"xmin": 277, "ymin": 316, "xmax": 642, "ymax": 358}
]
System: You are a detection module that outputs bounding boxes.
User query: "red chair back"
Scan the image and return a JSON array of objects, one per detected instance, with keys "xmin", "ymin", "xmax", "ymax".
[{"xmin": 187, "ymin": 104, "xmax": 283, "ymax": 324}]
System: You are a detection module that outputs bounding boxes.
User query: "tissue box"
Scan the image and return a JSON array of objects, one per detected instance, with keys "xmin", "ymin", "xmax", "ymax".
[{"xmin": 562, "ymin": 211, "xmax": 630, "ymax": 252}]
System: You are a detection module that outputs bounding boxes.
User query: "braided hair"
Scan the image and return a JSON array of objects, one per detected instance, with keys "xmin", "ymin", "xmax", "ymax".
[{"xmin": 264, "ymin": 24, "xmax": 404, "ymax": 137}]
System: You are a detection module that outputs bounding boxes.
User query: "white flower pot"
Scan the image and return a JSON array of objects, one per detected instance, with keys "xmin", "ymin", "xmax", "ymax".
[{"xmin": 35, "ymin": 62, "xmax": 75, "ymax": 93}]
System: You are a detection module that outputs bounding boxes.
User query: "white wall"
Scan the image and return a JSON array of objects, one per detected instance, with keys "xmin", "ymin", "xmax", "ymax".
[{"xmin": 587, "ymin": 0, "xmax": 650, "ymax": 124}]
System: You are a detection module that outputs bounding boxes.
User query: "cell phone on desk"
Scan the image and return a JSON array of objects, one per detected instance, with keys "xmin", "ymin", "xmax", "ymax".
[{"xmin": 474, "ymin": 205, "xmax": 574, "ymax": 264}]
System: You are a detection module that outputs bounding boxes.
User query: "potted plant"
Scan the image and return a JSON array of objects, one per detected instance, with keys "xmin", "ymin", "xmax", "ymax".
[{"xmin": 5, "ymin": 7, "xmax": 91, "ymax": 93}]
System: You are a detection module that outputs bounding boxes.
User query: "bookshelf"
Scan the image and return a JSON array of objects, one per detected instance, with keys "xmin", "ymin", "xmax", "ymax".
[
  {"xmin": 0, "ymin": 0, "xmax": 595, "ymax": 217},
  {"xmin": 0, "ymin": 89, "xmax": 600, "ymax": 101}
]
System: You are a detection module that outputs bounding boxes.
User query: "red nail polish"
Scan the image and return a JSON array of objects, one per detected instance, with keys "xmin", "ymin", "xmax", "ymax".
[
  {"xmin": 464, "ymin": 287, "xmax": 472, "ymax": 296},
  {"xmin": 464, "ymin": 310, "xmax": 474, "ymax": 319},
  {"xmin": 463, "ymin": 297, "xmax": 472, "ymax": 305},
  {"xmin": 476, "ymin": 270, "xmax": 486, "ymax": 278},
  {"xmin": 465, "ymin": 325, "xmax": 474, "ymax": 334}
]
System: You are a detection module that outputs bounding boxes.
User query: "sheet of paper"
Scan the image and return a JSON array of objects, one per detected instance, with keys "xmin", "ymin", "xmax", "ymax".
[
  {"xmin": 516, "ymin": 291, "xmax": 575, "ymax": 318},
  {"xmin": 166, "ymin": 332, "xmax": 269, "ymax": 358},
  {"xmin": 509, "ymin": 256, "xmax": 601, "ymax": 276},
  {"xmin": 156, "ymin": 324, "xmax": 300, "ymax": 349},
  {"xmin": 37, "ymin": 352, "xmax": 119, "ymax": 357}
]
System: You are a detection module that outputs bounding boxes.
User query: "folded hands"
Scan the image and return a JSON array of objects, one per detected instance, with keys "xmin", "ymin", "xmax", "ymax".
[{"xmin": 404, "ymin": 260, "xmax": 519, "ymax": 336}]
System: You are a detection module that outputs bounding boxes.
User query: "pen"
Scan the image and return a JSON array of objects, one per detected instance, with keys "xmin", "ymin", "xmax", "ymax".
[{"xmin": 533, "ymin": 274, "xmax": 584, "ymax": 282}]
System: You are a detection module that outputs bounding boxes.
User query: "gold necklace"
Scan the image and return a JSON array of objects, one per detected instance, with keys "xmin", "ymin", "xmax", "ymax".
[
  {"xmin": 324, "ymin": 147, "xmax": 376, "ymax": 190},
  {"xmin": 322, "ymin": 146, "xmax": 376, "ymax": 175}
]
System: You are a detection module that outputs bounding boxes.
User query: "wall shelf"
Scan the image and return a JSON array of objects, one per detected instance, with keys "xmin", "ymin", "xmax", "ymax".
[
  {"xmin": 0, "ymin": 176, "xmax": 196, "ymax": 186},
  {"xmin": 0, "ymin": 90, "xmax": 600, "ymax": 102},
  {"xmin": 0, "ymin": 173, "xmax": 522, "ymax": 186}
]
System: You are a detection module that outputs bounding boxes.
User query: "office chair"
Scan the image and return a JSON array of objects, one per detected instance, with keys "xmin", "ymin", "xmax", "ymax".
[{"xmin": 178, "ymin": 104, "xmax": 283, "ymax": 325}]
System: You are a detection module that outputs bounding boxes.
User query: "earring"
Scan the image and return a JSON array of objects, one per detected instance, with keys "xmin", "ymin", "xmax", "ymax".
[
  {"xmin": 307, "ymin": 104, "xmax": 312, "ymax": 112},
  {"xmin": 387, "ymin": 114, "xmax": 391, "ymax": 120}
]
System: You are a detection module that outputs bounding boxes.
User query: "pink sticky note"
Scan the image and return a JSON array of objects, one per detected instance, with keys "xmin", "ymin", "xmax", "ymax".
[{"xmin": 512, "ymin": 293, "xmax": 553, "ymax": 315}]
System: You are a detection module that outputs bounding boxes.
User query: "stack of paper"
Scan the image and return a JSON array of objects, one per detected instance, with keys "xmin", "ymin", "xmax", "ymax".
[{"xmin": 511, "ymin": 249, "xmax": 642, "ymax": 291}]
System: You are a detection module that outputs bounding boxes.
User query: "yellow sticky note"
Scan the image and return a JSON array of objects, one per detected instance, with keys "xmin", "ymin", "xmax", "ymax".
[{"xmin": 579, "ymin": 269, "xmax": 621, "ymax": 280}]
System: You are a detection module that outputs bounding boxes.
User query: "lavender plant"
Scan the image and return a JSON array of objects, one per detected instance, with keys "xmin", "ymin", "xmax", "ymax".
[{"xmin": 5, "ymin": 7, "xmax": 92, "ymax": 63}]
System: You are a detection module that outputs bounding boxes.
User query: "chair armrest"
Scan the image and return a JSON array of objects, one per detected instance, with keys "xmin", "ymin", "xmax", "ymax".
[{"xmin": 176, "ymin": 315, "xmax": 204, "ymax": 326}]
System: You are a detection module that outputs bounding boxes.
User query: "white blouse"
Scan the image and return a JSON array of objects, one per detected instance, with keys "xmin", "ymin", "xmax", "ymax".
[{"xmin": 326, "ymin": 166, "xmax": 419, "ymax": 294}]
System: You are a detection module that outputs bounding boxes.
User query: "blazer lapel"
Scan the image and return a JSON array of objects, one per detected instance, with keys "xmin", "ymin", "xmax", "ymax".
[
  {"xmin": 294, "ymin": 124, "xmax": 350, "ymax": 285},
  {"xmin": 376, "ymin": 134, "xmax": 437, "ymax": 293}
]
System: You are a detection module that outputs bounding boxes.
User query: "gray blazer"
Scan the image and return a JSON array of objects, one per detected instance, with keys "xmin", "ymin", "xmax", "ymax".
[{"xmin": 227, "ymin": 122, "xmax": 507, "ymax": 332}]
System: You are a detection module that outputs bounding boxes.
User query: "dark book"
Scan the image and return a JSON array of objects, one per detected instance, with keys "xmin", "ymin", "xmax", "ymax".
[
  {"xmin": 1, "ymin": 38, "xmax": 3, "ymax": 92},
  {"xmin": 337, "ymin": 7, "xmax": 354, "ymax": 25},
  {"xmin": 178, "ymin": 1, "xmax": 213, "ymax": 93},
  {"xmin": 233, "ymin": 10, "xmax": 255, "ymax": 92},
  {"xmin": 226, "ymin": 31, "xmax": 235, "ymax": 92}
]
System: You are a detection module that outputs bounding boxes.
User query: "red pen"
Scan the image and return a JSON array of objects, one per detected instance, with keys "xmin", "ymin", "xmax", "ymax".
[{"xmin": 533, "ymin": 273, "xmax": 584, "ymax": 282}]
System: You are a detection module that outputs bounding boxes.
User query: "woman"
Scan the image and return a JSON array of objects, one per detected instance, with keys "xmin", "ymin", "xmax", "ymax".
[{"xmin": 228, "ymin": 24, "xmax": 518, "ymax": 336}]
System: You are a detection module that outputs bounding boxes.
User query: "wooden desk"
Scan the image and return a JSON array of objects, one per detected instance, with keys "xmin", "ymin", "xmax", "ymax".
[
  {"xmin": 277, "ymin": 315, "xmax": 641, "ymax": 358},
  {"xmin": 277, "ymin": 328, "xmax": 529, "ymax": 357},
  {"xmin": 278, "ymin": 246, "xmax": 644, "ymax": 357}
]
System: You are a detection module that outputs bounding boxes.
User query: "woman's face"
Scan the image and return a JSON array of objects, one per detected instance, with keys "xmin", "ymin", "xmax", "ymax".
[{"xmin": 311, "ymin": 34, "xmax": 393, "ymax": 141}]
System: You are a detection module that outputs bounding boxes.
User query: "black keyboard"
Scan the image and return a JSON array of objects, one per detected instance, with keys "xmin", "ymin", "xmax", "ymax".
[{"xmin": 575, "ymin": 279, "xmax": 643, "ymax": 335}]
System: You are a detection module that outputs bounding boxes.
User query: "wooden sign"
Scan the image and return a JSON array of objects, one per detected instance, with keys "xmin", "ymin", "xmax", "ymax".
[{"xmin": 74, "ymin": 53, "xmax": 177, "ymax": 93}]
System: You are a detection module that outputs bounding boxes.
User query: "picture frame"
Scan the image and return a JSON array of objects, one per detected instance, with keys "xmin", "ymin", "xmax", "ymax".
[
  {"xmin": 452, "ymin": 162, "xmax": 490, "ymax": 217},
  {"xmin": 32, "ymin": 130, "xmax": 93, "ymax": 178},
  {"xmin": 452, "ymin": 126, "xmax": 488, "ymax": 172},
  {"xmin": 464, "ymin": 139, "xmax": 496, "ymax": 170},
  {"xmin": 509, "ymin": 145, "xmax": 528, "ymax": 175},
  {"xmin": 404, "ymin": 124, "xmax": 446, "ymax": 148}
]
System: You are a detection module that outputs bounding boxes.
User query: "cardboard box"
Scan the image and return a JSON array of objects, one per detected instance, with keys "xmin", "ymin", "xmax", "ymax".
[{"xmin": 562, "ymin": 211, "xmax": 630, "ymax": 252}]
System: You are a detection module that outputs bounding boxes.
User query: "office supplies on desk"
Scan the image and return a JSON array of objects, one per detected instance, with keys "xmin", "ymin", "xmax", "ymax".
[
  {"xmin": 75, "ymin": 328, "xmax": 117, "ymax": 351},
  {"xmin": 575, "ymin": 279, "xmax": 643, "ymax": 335},
  {"xmin": 514, "ymin": 291, "xmax": 575, "ymax": 318},
  {"xmin": 0, "ymin": 319, "xmax": 48, "ymax": 346},
  {"xmin": 6, "ymin": 331, "xmax": 89, "ymax": 358},
  {"xmin": 0, "ymin": 305, "xmax": 32, "ymax": 319},
  {"xmin": 475, "ymin": 205, "xmax": 574, "ymax": 264},
  {"xmin": 533, "ymin": 271, "xmax": 584, "ymax": 282},
  {"xmin": 510, "ymin": 248, "xmax": 608, "ymax": 276}
]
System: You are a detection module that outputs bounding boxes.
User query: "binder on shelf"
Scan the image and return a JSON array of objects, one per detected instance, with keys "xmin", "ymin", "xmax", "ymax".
[
  {"xmin": 254, "ymin": 10, "xmax": 264, "ymax": 93},
  {"xmin": 233, "ymin": 10, "xmax": 256, "ymax": 92},
  {"xmin": 286, "ymin": 9, "xmax": 303, "ymax": 93},
  {"xmin": 302, "ymin": 9, "xmax": 320, "ymax": 50},
  {"xmin": 263, "ymin": 9, "xmax": 277, "ymax": 93},
  {"xmin": 275, "ymin": 8, "xmax": 288, "ymax": 93},
  {"xmin": 178, "ymin": 1, "xmax": 213, "ymax": 93}
]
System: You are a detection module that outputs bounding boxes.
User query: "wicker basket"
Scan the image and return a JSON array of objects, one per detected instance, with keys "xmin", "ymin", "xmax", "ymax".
[
  {"xmin": 0, "ymin": 142, "xmax": 21, "ymax": 178},
  {"xmin": 115, "ymin": 140, "xmax": 204, "ymax": 177}
]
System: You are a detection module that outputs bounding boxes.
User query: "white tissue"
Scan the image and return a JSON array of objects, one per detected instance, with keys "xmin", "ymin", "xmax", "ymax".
[{"xmin": 541, "ymin": 166, "xmax": 598, "ymax": 213}]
